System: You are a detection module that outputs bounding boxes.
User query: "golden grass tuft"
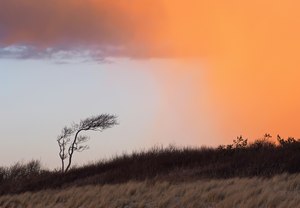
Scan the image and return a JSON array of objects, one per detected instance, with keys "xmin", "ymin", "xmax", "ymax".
[{"xmin": 0, "ymin": 173, "xmax": 300, "ymax": 208}]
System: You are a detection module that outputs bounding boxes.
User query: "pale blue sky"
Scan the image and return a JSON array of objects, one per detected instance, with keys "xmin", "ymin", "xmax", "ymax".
[
  {"xmin": 0, "ymin": 58, "xmax": 219, "ymax": 169},
  {"xmin": 0, "ymin": 58, "xmax": 156, "ymax": 167}
]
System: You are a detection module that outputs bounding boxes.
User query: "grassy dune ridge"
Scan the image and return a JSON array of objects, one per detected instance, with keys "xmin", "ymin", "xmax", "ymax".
[
  {"xmin": 1, "ymin": 136, "xmax": 300, "ymax": 196},
  {"xmin": 0, "ymin": 136, "xmax": 300, "ymax": 207},
  {"xmin": 1, "ymin": 173, "xmax": 300, "ymax": 208}
]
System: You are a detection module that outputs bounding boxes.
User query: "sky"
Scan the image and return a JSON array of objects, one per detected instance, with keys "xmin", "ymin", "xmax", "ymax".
[{"xmin": 1, "ymin": 0, "xmax": 300, "ymax": 168}]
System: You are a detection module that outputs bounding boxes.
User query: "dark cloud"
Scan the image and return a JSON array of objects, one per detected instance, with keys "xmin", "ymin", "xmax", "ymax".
[{"xmin": 0, "ymin": 0, "xmax": 169, "ymax": 60}]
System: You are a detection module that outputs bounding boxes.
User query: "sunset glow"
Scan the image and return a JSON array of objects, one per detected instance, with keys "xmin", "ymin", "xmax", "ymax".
[{"xmin": 1, "ymin": 0, "xmax": 300, "ymax": 167}]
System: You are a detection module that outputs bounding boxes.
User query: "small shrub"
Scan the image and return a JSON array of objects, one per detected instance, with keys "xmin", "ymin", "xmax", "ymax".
[
  {"xmin": 233, "ymin": 136, "xmax": 248, "ymax": 149},
  {"xmin": 277, "ymin": 135, "xmax": 300, "ymax": 147}
]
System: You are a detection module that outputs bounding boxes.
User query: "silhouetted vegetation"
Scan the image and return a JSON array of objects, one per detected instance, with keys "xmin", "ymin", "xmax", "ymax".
[
  {"xmin": 1, "ymin": 134, "xmax": 300, "ymax": 195},
  {"xmin": 57, "ymin": 114, "xmax": 118, "ymax": 172}
]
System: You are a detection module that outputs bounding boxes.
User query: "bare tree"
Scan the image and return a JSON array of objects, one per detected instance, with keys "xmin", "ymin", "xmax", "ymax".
[{"xmin": 57, "ymin": 114, "xmax": 118, "ymax": 172}]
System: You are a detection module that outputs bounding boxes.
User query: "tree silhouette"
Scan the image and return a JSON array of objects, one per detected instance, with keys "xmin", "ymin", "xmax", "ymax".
[{"xmin": 57, "ymin": 114, "xmax": 118, "ymax": 172}]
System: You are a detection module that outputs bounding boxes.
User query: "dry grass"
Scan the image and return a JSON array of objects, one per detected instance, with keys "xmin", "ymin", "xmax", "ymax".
[{"xmin": 1, "ymin": 173, "xmax": 300, "ymax": 208}]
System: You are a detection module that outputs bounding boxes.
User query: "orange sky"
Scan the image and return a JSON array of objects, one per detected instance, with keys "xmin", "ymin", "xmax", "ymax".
[
  {"xmin": 1, "ymin": 0, "xmax": 300, "ymax": 143},
  {"xmin": 159, "ymin": 0, "xmax": 300, "ymax": 141}
]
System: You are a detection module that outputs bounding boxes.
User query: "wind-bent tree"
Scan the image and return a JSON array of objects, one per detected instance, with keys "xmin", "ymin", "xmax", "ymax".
[{"xmin": 57, "ymin": 114, "xmax": 118, "ymax": 172}]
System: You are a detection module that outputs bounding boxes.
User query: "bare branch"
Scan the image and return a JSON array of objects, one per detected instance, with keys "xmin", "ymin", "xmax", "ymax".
[
  {"xmin": 79, "ymin": 114, "xmax": 118, "ymax": 131},
  {"xmin": 76, "ymin": 135, "xmax": 90, "ymax": 144},
  {"xmin": 76, "ymin": 145, "xmax": 89, "ymax": 152},
  {"xmin": 57, "ymin": 126, "xmax": 74, "ymax": 140}
]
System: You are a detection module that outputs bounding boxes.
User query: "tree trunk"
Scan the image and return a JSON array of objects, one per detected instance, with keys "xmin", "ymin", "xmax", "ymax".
[{"xmin": 65, "ymin": 129, "xmax": 82, "ymax": 172}]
